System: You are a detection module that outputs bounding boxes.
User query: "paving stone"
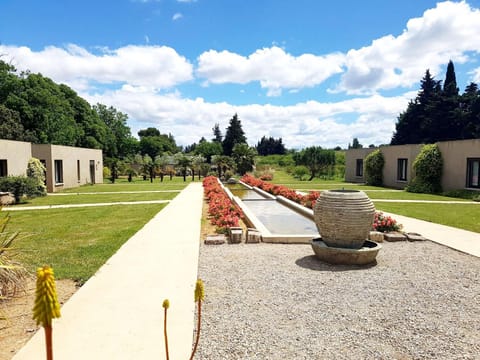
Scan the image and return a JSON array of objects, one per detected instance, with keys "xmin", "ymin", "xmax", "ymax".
[
  {"xmin": 383, "ymin": 232, "xmax": 407, "ymax": 242},
  {"xmin": 405, "ymin": 232, "xmax": 427, "ymax": 242},
  {"xmin": 204, "ymin": 234, "xmax": 226, "ymax": 245},
  {"xmin": 229, "ymin": 227, "xmax": 243, "ymax": 244},
  {"xmin": 369, "ymin": 231, "xmax": 384, "ymax": 242},
  {"xmin": 246, "ymin": 228, "xmax": 262, "ymax": 243}
]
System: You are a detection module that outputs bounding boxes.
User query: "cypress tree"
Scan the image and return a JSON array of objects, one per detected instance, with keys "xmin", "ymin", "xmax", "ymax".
[{"xmin": 222, "ymin": 113, "xmax": 246, "ymax": 156}]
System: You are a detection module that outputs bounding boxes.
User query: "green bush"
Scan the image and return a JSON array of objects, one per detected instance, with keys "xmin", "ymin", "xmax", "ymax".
[
  {"xmin": 406, "ymin": 144, "xmax": 443, "ymax": 194},
  {"xmin": 0, "ymin": 176, "xmax": 39, "ymax": 203},
  {"xmin": 103, "ymin": 166, "xmax": 111, "ymax": 179},
  {"xmin": 292, "ymin": 165, "xmax": 310, "ymax": 181},
  {"xmin": 26, "ymin": 158, "xmax": 47, "ymax": 196},
  {"xmin": 364, "ymin": 149, "xmax": 384, "ymax": 186}
]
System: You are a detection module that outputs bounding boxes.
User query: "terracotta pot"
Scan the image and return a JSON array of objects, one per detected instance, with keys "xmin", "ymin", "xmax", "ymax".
[{"xmin": 313, "ymin": 190, "xmax": 375, "ymax": 249}]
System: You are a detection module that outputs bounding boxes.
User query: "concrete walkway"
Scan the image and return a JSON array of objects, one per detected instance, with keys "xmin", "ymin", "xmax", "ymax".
[
  {"xmin": 382, "ymin": 211, "xmax": 480, "ymax": 258},
  {"xmin": 13, "ymin": 182, "xmax": 204, "ymax": 360}
]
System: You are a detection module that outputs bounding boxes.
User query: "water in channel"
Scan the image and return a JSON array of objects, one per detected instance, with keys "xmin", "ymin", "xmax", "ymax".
[{"xmin": 228, "ymin": 185, "xmax": 318, "ymax": 235}]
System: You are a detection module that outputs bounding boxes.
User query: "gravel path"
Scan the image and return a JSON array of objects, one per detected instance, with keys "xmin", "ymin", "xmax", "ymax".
[{"xmin": 196, "ymin": 241, "xmax": 480, "ymax": 359}]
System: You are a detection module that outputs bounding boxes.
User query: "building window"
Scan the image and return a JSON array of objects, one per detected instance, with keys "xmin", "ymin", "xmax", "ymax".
[
  {"xmin": 397, "ymin": 158, "xmax": 408, "ymax": 181},
  {"xmin": 0, "ymin": 160, "xmax": 7, "ymax": 177},
  {"xmin": 77, "ymin": 160, "xmax": 81, "ymax": 182},
  {"xmin": 54, "ymin": 160, "xmax": 63, "ymax": 184},
  {"xmin": 467, "ymin": 158, "xmax": 480, "ymax": 188},
  {"xmin": 355, "ymin": 159, "xmax": 363, "ymax": 177}
]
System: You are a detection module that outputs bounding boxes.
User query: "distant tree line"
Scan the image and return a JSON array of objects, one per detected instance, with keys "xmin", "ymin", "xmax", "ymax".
[{"xmin": 391, "ymin": 60, "xmax": 480, "ymax": 145}]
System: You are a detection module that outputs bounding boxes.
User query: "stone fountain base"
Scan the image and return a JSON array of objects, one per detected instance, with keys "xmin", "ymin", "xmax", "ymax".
[{"xmin": 311, "ymin": 238, "xmax": 381, "ymax": 265}]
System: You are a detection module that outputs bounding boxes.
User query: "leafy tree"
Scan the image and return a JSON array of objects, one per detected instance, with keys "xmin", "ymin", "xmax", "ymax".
[
  {"xmin": 190, "ymin": 155, "xmax": 206, "ymax": 180},
  {"xmin": 256, "ymin": 136, "xmax": 286, "ymax": 155},
  {"xmin": 232, "ymin": 143, "xmax": 257, "ymax": 175},
  {"xmin": 222, "ymin": 113, "xmax": 246, "ymax": 156},
  {"xmin": 349, "ymin": 138, "xmax": 363, "ymax": 149},
  {"xmin": 94, "ymin": 104, "xmax": 137, "ymax": 158},
  {"xmin": 134, "ymin": 154, "xmax": 155, "ymax": 182},
  {"xmin": 293, "ymin": 146, "xmax": 336, "ymax": 181},
  {"xmin": 154, "ymin": 154, "xmax": 173, "ymax": 182},
  {"xmin": 212, "ymin": 123, "xmax": 223, "ymax": 143},
  {"xmin": 211, "ymin": 155, "xmax": 234, "ymax": 179},
  {"xmin": 364, "ymin": 149, "xmax": 384, "ymax": 186},
  {"xmin": 460, "ymin": 82, "xmax": 480, "ymax": 139},
  {"xmin": 0, "ymin": 105, "xmax": 29, "ymax": 140},
  {"xmin": 292, "ymin": 165, "xmax": 310, "ymax": 181},
  {"xmin": 137, "ymin": 128, "xmax": 177, "ymax": 159},
  {"xmin": 138, "ymin": 127, "xmax": 160, "ymax": 138},
  {"xmin": 195, "ymin": 140, "xmax": 223, "ymax": 163},
  {"xmin": 443, "ymin": 60, "xmax": 459, "ymax": 97},
  {"xmin": 174, "ymin": 153, "xmax": 192, "ymax": 182},
  {"xmin": 391, "ymin": 62, "xmax": 480, "ymax": 144}
]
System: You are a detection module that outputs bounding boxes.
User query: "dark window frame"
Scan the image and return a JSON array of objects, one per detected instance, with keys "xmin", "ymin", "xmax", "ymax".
[
  {"xmin": 466, "ymin": 158, "xmax": 480, "ymax": 189},
  {"xmin": 397, "ymin": 158, "xmax": 408, "ymax": 181},
  {"xmin": 54, "ymin": 160, "xmax": 64, "ymax": 185},
  {"xmin": 0, "ymin": 159, "xmax": 7, "ymax": 177},
  {"xmin": 355, "ymin": 159, "xmax": 364, "ymax": 177}
]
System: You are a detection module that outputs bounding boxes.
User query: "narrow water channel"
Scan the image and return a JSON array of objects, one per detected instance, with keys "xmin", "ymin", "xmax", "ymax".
[{"xmin": 227, "ymin": 184, "xmax": 318, "ymax": 236}]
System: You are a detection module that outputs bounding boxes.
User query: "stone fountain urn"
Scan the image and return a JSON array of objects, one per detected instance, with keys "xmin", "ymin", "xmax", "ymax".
[{"xmin": 311, "ymin": 190, "xmax": 381, "ymax": 265}]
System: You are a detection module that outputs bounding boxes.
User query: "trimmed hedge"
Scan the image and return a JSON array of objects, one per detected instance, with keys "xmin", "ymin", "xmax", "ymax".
[
  {"xmin": 364, "ymin": 149, "xmax": 384, "ymax": 186},
  {"xmin": 406, "ymin": 144, "xmax": 443, "ymax": 194}
]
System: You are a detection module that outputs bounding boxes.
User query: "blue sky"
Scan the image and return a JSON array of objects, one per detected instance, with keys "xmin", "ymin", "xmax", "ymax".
[{"xmin": 1, "ymin": 0, "xmax": 480, "ymax": 148}]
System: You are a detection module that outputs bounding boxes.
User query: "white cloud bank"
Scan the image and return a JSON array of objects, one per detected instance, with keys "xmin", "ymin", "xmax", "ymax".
[
  {"xmin": 0, "ymin": 44, "xmax": 193, "ymax": 91},
  {"xmin": 84, "ymin": 86, "xmax": 411, "ymax": 148},
  {"xmin": 197, "ymin": 47, "xmax": 345, "ymax": 96},
  {"xmin": 197, "ymin": 1, "xmax": 480, "ymax": 95}
]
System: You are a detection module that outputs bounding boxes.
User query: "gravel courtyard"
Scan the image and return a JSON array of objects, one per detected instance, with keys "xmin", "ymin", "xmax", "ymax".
[{"xmin": 196, "ymin": 241, "xmax": 480, "ymax": 360}]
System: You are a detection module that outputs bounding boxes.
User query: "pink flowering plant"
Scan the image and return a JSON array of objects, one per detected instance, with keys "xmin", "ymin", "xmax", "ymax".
[{"xmin": 372, "ymin": 212, "xmax": 402, "ymax": 233}]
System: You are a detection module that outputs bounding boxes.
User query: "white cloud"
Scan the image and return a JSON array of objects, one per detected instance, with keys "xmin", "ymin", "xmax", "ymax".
[
  {"xmin": 83, "ymin": 86, "xmax": 411, "ymax": 148},
  {"xmin": 172, "ymin": 13, "xmax": 183, "ymax": 21},
  {"xmin": 472, "ymin": 67, "xmax": 480, "ymax": 83},
  {"xmin": 0, "ymin": 44, "xmax": 193, "ymax": 90},
  {"xmin": 337, "ymin": 1, "xmax": 480, "ymax": 94},
  {"xmin": 196, "ymin": 2, "xmax": 480, "ymax": 96},
  {"xmin": 196, "ymin": 46, "xmax": 345, "ymax": 96}
]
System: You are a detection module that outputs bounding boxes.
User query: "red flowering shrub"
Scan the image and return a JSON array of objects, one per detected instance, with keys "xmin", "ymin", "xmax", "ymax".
[
  {"xmin": 203, "ymin": 176, "xmax": 243, "ymax": 233},
  {"xmin": 372, "ymin": 212, "xmax": 402, "ymax": 233},
  {"xmin": 301, "ymin": 191, "xmax": 320, "ymax": 209},
  {"xmin": 241, "ymin": 174, "xmax": 318, "ymax": 207},
  {"xmin": 259, "ymin": 172, "xmax": 273, "ymax": 181}
]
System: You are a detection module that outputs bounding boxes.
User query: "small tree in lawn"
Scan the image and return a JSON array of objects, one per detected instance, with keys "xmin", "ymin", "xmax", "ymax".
[
  {"xmin": 232, "ymin": 143, "xmax": 257, "ymax": 175},
  {"xmin": 174, "ymin": 153, "xmax": 192, "ymax": 182}
]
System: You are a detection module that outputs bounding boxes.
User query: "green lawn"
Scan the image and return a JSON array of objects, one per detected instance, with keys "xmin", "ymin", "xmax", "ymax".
[
  {"xmin": 7, "ymin": 204, "xmax": 167, "ymax": 283},
  {"xmin": 268, "ymin": 169, "xmax": 479, "ymax": 233},
  {"xmin": 375, "ymin": 202, "xmax": 480, "ymax": 233},
  {"xmin": 2, "ymin": 179, "xmax": 194, "ymax": 283},
  {"xmin": 17, "ymin": 191, "xmax": 178, "ymax": 206},
  {"xmin": 62, "ymin": 176, "xmax": 193, "ymax": 193}
]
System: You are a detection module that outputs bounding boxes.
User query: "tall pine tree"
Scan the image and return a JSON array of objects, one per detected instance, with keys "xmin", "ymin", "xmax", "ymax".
[{"xmin": 222, "ymin": 113, "xmax": 246, "ymax": 156}]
